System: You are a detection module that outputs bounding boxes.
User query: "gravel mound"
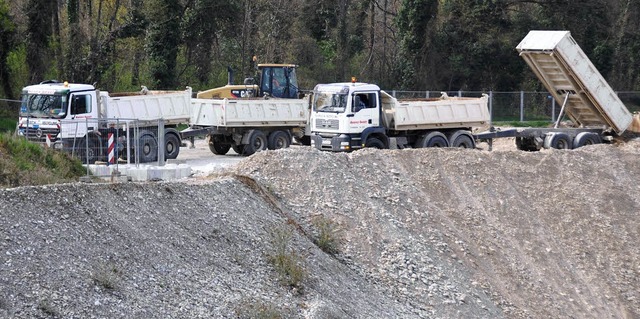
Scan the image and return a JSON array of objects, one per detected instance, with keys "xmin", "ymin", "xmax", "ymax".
[{"xmin": 1, "ymin": 141, "xmax": 639, "ymax": 318}]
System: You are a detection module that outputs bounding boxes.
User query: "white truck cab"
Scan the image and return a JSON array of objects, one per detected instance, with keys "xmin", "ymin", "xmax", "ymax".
[
  {"xmin": 310, "ymin": 82, "xmax": 385, "ymax": 151},
  {"xmin": 17, "ymin": 81, "xmax": 99, "ymax": 145}
]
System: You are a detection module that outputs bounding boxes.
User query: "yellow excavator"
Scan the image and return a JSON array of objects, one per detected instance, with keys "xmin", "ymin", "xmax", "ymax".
[{"xmin": 197, "ymin": 63, "xmax": 300, "ymax": 99}]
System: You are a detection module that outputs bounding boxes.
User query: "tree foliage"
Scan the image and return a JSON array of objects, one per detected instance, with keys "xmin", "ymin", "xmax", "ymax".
[{"xmin": 0, "ymin": 0, "xmax": 637, "ymax": 96}]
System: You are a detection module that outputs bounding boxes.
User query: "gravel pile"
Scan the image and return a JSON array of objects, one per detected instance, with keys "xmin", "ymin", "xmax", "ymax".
[{"xmin": 1, "ymin": 140, "xmax": 639, "ymax": 318}]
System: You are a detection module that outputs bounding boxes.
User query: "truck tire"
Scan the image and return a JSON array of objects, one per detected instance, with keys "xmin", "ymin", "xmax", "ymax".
[
  {"xmin": 573, "ymin": 132, "xmax": 601, "ymax": 148},
  {"xmin": 364, "ymin": 137, "xmax": 385, "ymax": 149},
  {"xmin": 77, "ymin": 137, "xmax": 102, "ymax": 164},
  {"xmin": 139, "ymin": 133, "xmax": 158, "ymax": 162},
  {"xmin": 416, "ymin": 131, "xmax": 449, "ymax": 148},
  {"xmin": 516, "ymin": 137, "xmax": 540, "ymax": 151},
  {"xmin": 543, "ymin": 132, "xmax": 572, "ymax": 149},
  {"xmin": 268, "ymin": 130, "xmax": 291, "ymax": 150},
  {"xmin": 242, "ymin": 130, "xmax": 268, "ymax": 156},
  {"xmin": 164, "ymin": 133, "xmax": 181, "ymax": 159},
  {"xmin": 209, "ymin": 140, "xmax": 231, "ymax": 155},
  {"xmin": 231, "ymin": 144, "xmax": 245, "ymax": 155},
  {"xmin": 448, "ymin": 130, "xmax": 475, "ymax": 148}
]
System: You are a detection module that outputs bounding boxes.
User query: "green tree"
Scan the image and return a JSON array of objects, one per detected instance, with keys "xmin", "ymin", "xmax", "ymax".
[
  {"xmin": 182, "ymin": 0, "xmax": 240, "ymax": 85},
  {"xmin": 396, "ymin": 0, "xmax": 438, "ymax": 89},
  {"xmin": 146, "ymin": 0, "xmax": 182, "ymax": 89},
  {"xmin": 0, "ymin": 0, "xmax": 16, "ymax": 99},
  {"xmin": 24, "ymin": 0, "xmax": 56, "ymax": 83}
]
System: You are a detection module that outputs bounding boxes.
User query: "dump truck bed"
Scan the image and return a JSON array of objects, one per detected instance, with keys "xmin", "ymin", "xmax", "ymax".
[
  {"xmin": 99, "ymin": 90, "xmax": 192, "ymax": 125},
  {"xmin": 190, "ymin": 98, "xmax": 308, "ymax": 128},
  {"xmin": 380, "ymin": 91, "xmax": 490, "ymax": 131},
  {"xmin": 516, "ymin": 30, "xmax": 632, "ymax": 135}
]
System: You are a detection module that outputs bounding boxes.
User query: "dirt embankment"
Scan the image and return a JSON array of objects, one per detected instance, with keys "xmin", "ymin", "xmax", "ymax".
[{"xmin": 1, "ymin": 140, "xmax": 639, "ymax": 318}]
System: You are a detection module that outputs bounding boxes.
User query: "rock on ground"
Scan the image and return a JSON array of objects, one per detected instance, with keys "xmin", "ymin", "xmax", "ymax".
[{"xmin": 1, "ymin": 140, "xmax": 639, "ymax": 318}]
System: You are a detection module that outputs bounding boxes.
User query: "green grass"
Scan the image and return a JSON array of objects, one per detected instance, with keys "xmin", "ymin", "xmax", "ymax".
[
  {"xmin": 0, "ymin": 118, "xmax": 16, "ymax": 133},
  {"xmin": 493, "ymin": 120, "xmax": 553, "ymax": 128},
  {"xmin": 0, "ymin": 133, "xmax": 85, "ymax": 188}
]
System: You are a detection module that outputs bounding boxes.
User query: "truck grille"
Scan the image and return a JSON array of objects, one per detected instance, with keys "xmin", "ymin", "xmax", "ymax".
[
  {"xmin": 23, "ymin": 127, "xmax": 59, "ymax": 143},
  {"xmin": 315, "ymin": 118, "xmax": 339, "ymax": 130}
]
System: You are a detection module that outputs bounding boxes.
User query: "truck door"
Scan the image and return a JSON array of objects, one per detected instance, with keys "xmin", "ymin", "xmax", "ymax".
[
  {"xmin": 63, "ymin": 92, "xmax": 97, "ymax": 139},
  {"xmin": 348, "ymin": 92, "xmax": 380, "ymax": 133}
]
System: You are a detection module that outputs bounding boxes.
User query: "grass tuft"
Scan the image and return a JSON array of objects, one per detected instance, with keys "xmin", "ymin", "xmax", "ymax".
[
  {"xmin": 312, "ymin": 215, "xmax": 342, "ymax": 255},
  {"xmin": 267, "ymin": 226, "xmax": 306, "ymax": 291},
  {"xmin": 92, "ymin": 263, "xmax": 122, "ymax": 291}
]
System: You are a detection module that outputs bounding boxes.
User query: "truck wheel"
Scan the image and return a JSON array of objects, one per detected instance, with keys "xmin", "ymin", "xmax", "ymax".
[
  {"xmin": 416, "ymin": 131, "xmax": 449, "ymax": 148},
  {"xmin": 516, "ymin": 137, "xmax": 540, "ymax": 151},
  {"xmin": 364, "ymin": 137, "xmax": 385, "ymax": 149},
  {"xmin": 231, "ymin": 144, "xmax": 245, "ymax": 155},
  {"xmin": 268, "ymin": 131, "xmax": 291, "ymax": 150},
  {"xmin": 209, "ymin": 140, "xmax": 231, "ymax": 155},
  {"xmin": 448, "ymin": 130, "xmax": 475, "ymax": 148},
  {"xmin": 242, "ymin": 130, "xmax": 268, "ymax": 156},
  {"xmin": 543, "ymin": 132, "xmax": 572, "ymax": 149},
  {"xmin": 573, "ymin": 132, "xmax": 601, "ymax": 148},
  {"xmin": 77, "ymin": 137, "xmax": 102, "ymax": 164},
  {"xmin": 139, "ymin": 133, "xmax": 158, "ymax": 162},
  {"xmin": 164, "ymin": 133, "xmax": 181, "ymax": 159}
]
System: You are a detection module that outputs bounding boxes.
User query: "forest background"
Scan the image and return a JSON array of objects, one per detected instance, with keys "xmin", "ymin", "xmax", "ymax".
[{"xmin": 0, "ymin": 0, "xmax": 638, "ymax": 102}]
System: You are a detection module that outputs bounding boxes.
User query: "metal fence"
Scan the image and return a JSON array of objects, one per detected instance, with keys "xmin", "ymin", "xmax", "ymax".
[
  {"xmin": 13, "ymin": 115, "xmax": 171, "ymax": 177},
  {"xmin": 389, "ymin": 90, "xmax": 640, "ymax": 122}
]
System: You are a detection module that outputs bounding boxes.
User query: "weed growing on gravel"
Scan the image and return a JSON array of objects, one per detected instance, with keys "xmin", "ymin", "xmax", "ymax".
[
  {"xmin": 37, "ymin": 299, "xmax": 59, "ymax": 317},
  {"xmin": 92, "ymin": 263, "xmax": 122, "ymax": 290},
  {"xmin": 312, "ymin": 215, "xmax": 342, "ymax": 255},
  {"xmin": 267, "ymin": 226, "xmax": 306, "ymax": 291},
  {"xmin": 235, "ymin": 300, "xmax": 284, "ymax": 319}
]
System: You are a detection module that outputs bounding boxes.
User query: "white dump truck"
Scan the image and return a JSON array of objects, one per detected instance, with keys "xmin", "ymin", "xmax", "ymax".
[
  {"xmin": 475, "ymin": 30, "xmax": 634, "ymax": 150},
  {"xmin": 309, "ymin": 82, "xmax": 490, "ymax": 151},
  {"xmin": 183, "ymin": 96, "xmax": 309, "ymax": 156},
  {"xmin": 17, "ymin": 81, "xmax": 191, "ymax": 163},
  {"xmin": 18, "ymin": 78, "xmax": 310, "ymax": 162}
]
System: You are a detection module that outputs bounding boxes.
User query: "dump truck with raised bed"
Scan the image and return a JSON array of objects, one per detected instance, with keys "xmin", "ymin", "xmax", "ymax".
[
  {"xmin": 309, "ymin": 81, "xmax": 490, "ymax": 151},
  {"xmin": 17, "ymin": 81, "xmax": 191, "ymax": 163},
  {"xmin": 475, "ymin": 30, "xmax": 634, "ymax": 151},
  {"xmin": 183, "ymin": 96, "xmax": 309, "ymax": 156}
]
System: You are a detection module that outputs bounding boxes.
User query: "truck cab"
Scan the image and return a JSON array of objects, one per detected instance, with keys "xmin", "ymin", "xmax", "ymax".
[
  {"xmin": 17, "ymin": 81, "xmax": 98, "ymax": 146},
  {"xmin": 310, "ymin": 82, "xmax": 386, "ymax": 151}
]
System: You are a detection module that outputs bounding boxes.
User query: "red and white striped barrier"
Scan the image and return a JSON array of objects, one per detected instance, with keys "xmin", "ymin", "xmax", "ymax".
[{"xmin": 108, "ymin": 133, "xmax": 115, "ymax": 165}]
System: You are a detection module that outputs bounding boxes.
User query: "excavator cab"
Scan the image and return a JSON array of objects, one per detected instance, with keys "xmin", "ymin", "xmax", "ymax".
[
  {"xmin": 257, "ymin": 64, "xmax": 299, "ymax": 98},
  {"xmin": 196, "ymin": 64, "xmax": 299, "ymax": 99}
]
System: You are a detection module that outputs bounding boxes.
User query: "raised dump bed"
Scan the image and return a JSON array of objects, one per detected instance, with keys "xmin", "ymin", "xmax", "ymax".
[{"xmin": 516, "ymin": 30, "xmax": 632, "ymax": 134}]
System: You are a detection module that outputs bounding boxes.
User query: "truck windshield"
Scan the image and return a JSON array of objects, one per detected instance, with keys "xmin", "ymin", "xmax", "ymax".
[
  {"xmin": 20, "ymin": 94, "xmax": 67, "ymax": 119},
  {"xmin": 313, "ymin": 92, "xmax": 347, "ymax": 113}
]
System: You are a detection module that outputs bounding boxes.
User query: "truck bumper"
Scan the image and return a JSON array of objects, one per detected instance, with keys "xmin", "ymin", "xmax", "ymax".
[{"xmin": 310, "ymin": 134, "xmax": 354, "ymax": 151}]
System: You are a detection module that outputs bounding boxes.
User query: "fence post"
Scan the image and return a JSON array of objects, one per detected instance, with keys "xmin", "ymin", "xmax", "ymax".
[
  {"xmin": 520, "ymin": 91, "xmax": 524, "ymax": 122},
  {"xmin": 157, "ymin": 119, "xmax": 165, "ymax": 166},
  {"xmin": 489, "ymin": 91, "xmax": 493, "ymax": 127}
]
